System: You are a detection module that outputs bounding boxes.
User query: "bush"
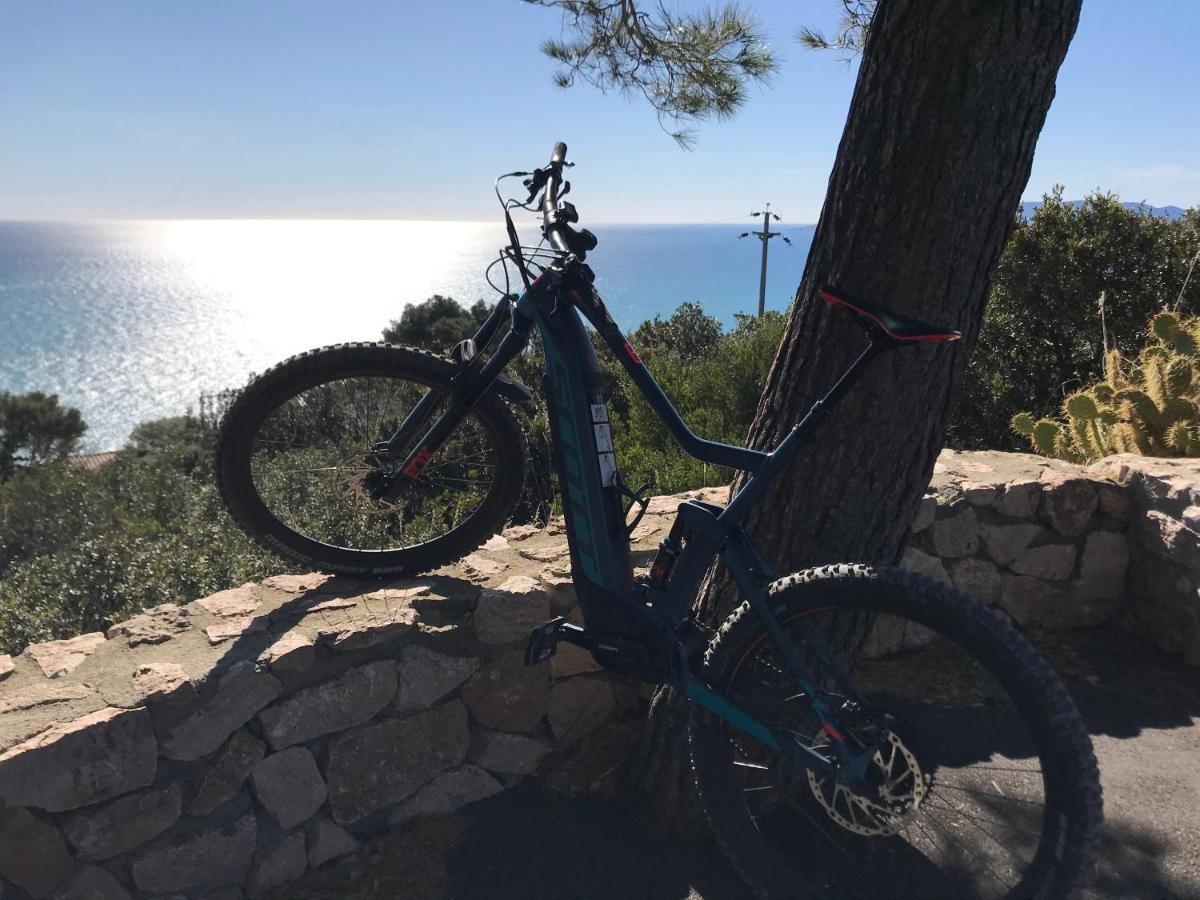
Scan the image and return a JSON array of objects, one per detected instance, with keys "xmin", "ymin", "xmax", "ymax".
[{"xmin": 949, "ymin": 189, "xmax": 1200, "ymax": 449}]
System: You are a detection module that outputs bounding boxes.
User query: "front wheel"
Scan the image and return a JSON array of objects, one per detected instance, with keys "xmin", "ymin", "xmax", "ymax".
[
  {"xmin": 689, "ymin": 564, "xmax": 1102, "ymax": 899},
  {"xmin": 216, "ymin": 342, "xmax": 526, "ymax": 577}
]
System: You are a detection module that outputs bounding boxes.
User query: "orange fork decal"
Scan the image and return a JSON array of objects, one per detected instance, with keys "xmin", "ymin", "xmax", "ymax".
[{"xmin": 403, "ymin": 446, "xmax": 435, "ymax": 477}]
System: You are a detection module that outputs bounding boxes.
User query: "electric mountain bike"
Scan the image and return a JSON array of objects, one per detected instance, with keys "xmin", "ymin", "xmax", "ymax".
[{"xmin": 216, "ymin": 143, "xmax": 1102, "ymax": 898}]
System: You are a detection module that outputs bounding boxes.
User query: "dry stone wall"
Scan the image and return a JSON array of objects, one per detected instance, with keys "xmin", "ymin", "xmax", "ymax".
[{"xmin": 0, "ymin": 451, "xmax": 1197, "ymax": 898}]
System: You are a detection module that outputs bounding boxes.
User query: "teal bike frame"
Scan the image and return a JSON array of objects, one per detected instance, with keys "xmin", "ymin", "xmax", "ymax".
[{"xmin": 381, "ymin": 258, "xmax": 894, "ymax": 779}]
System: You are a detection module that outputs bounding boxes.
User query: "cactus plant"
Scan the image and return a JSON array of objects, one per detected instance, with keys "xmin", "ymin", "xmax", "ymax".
[{"xmin": 1012, "ymin": 311, "xmax": 1200, "ymax": 463}]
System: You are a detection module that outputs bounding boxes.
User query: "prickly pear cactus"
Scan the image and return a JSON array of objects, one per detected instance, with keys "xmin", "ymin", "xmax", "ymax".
[{"xmin": 1012, "ymin": 311, "xmax": 1200, "ymax": 462}]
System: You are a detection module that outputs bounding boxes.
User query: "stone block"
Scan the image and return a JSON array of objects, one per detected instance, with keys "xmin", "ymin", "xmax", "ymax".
[
  {"xmin": 461, "ymin": 651, "xmax": 549, "ymax": 734},
  {"xmin": 326, "ymin": 700, "xmax": 469, "ymax": 824},
  {"xmin": 257, "ymin": 632, "xmax": 315, "ymax": 673},
  {"xmin": 250, "ymin": 747, "xmax": 327, "ymax": 829},
  {"xmin": 947, "ymin": 557, "xmax": 1001, "ymax": 605},
  {"xmin": 998, "ymin": 574, "xmax": 1061, "ymax": 626},
  {"xmin": 1039, "ymin": 472, "xmax": 1098, "ymax": 538},
  {"xmin": 1010, "ymin": 543, "xmax": 1076, "ymax": 581},
  {"xmin": 395, "ymin": 646, "xmax": 479, "ymax": 712},
  {"xmin": 468, "ymin": 728, "xmax": 551, "ymax": 776},
  {"xmin": 314, "ymin": 607, "xmax": 418, "ymax": 651},
  {"xmin": 305, "ymin": 817, "xmax": 359, "ymax": 870},
  {"xmin": 930, "ymin": 507, "xmax": 979, "ymax": 558},
  {"xmin": 48, "ymin": 865, "xmax": 133, "ymax": 900},
  {"xmin": 246, "ymin": 832, "xmax": 306, "ymax": 899},
  {"xmin": 107, "ymin": 604, "xmax": 191, "ymax": 647},
  {"xmin": 161, "ymin": 662, "xmax": 281, "ymax": 761},
  {"xmin": 996, "ymin": 479, "xmax": 1042, "ymax": 518},
  {"xmin": 0, "ymin": 707, "xmax": 156, "ymax": 812},
  {"xmin": 1139, "ymin": 510, "xmax": 1200, "ymax": 571},
  {"xmin": 388, "ymin": 764, "xmax": 503, "ymax": 828},
  {"xmin": 1097, "ymin": 484, "xmax": 1132, "ymax": 520},
  {"xmin": 459, "ymin": 553, "xmax": 508, "ymax": 578},
  {"xmin": 474, "ymin": 576, "xmax": 550, "ymax": 644},
  {"xmin": 899, "ymin": 547, "xmax": 951, "ymax": 587},
  {"xmin": 0, "ymin": 808, "xmax": 72, "ymax": 898},
  {"xmin": 0, "ymin": 654, "xmax": 12, "ymax": 680},
  {"xmin": 130, "ymin": 811, "xmax": 256, "ymax": 894},
  {"xmin": 195, "ymin": 583, "xmax": 261, "ymax": 617},
  {"xmin": 909, "ymin": 494, "xmax": 937, "ymax": 533},
  {"xmin": 61, "ymin": 783, "xmax": 182, "ymax": 861},
  {"xmin": 1074, "ymin": 531, "xmax": 1130, "ymax": 601},
  {"xmin": 188, "ymin": 728, "xmax": 266, "ymax": 816},
  {"xmin": 547, "ymin": 678, "xmax": 615, "ymax": 746},
  {"xmin": 961, "ymin": 481, "xmax": 999, "ymax": 506},
  {"xmin": 979, "ymin": 522, "xmax": 1042, "ymax": 567},
  {"xmin": 22, "ymin": 632, "xmax": 106, "ymax": 678},
  {"xmin": 551, "ymin": 642, "xmax": 602, "ymax": 679},
  {"xmin": 258, "ymin": 659, "xmax": 395, "ymax": 750}
]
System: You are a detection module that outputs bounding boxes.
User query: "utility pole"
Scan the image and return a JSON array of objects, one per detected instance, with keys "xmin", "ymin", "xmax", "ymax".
[{"xmin": 739, "ymin": 203, "xmax": 791, "ymax": 316}]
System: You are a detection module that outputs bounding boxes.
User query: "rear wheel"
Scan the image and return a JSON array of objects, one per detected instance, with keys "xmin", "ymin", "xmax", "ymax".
[
  {"xmin": 216, "ymin": 342, "xmax": 525, "ymax": 576},
  {"xmin": 689, "ymin": 564, "xmax": 1102, "ymax": 899}
]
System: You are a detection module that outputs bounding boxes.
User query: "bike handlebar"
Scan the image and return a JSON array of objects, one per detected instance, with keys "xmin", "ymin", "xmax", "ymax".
[{"xmin": 542, "ymin": 141, "xmax": 571, "ymax": 253}]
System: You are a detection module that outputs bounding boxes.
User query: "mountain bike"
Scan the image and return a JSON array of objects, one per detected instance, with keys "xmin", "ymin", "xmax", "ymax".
[{"xmin": 216, "ymin": 142, "xmax": 1101, "ymax": 898}]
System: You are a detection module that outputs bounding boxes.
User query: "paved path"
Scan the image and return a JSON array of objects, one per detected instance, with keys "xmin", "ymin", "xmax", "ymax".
[{"xmin": 279, "ymin": 627, "xmax": 1199, "ymax": 899}]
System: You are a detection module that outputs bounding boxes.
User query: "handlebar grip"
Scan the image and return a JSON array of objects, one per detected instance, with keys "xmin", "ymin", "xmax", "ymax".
[{"xmin": 550, "ymin": 142, "xmax": 568, "ymax": 166}]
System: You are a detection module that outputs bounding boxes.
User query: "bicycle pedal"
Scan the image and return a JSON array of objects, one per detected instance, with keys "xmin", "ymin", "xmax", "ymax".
[{"xmin": 524, "ymin": 616, "xmax": 568, "ymax": 666}]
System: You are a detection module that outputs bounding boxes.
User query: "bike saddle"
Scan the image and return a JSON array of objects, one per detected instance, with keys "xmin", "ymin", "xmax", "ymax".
[{"xmin": 820, "ymin": 286, "xmax": 961, "ymax": 344}]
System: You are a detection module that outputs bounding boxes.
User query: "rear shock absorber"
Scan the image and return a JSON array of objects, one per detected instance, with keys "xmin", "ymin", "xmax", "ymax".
[{"xmin": 646, "ymin": 516, "xmax": 686, "ymax": 589}]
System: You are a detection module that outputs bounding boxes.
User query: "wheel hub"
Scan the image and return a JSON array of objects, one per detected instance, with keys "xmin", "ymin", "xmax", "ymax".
[{"xmin": 806, "ymin": 731, "xmax": 927, "ymax": 836}]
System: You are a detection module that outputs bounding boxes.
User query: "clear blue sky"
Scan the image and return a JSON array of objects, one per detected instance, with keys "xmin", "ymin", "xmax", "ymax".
[{"xmin": 1, "ymin": 0, "xmax": 1196, "ymax": 223}]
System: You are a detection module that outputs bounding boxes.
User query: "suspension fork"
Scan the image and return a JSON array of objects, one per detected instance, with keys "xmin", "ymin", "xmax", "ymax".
[{"xmin": 377, "ymin": 296, "xmax": 536, "ymax": 497}]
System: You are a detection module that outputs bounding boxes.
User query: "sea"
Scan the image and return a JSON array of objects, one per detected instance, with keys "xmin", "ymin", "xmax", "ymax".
[{"xmin": 0, "ymin": 220, "xmax": 814, "ymax": 451}]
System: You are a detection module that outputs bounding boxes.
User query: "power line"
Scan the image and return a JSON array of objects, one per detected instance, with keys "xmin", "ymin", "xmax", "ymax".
[{"xmin": 738, "ymin": 202, "xmax": 793, "ymax": 316}]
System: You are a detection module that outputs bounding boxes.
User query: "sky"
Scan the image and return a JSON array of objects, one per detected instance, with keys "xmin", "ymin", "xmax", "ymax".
[{"xmin": 1, "ymin": 0, "xmax": 1197, "ymax": 223}]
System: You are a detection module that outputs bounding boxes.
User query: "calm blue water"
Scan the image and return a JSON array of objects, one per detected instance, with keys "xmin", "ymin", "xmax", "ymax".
[{"xmin": 0, "ymin": 220, "xmax": 813, "ymax": 450}]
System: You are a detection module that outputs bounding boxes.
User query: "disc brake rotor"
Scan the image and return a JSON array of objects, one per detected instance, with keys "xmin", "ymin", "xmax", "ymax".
[
  {"xmin": 807, "ymin": 731, "xmax": 927, "ymax": 836},
  {"xmin": 329, "ymin": 456, "xmax": 401, "ymax": 517}
]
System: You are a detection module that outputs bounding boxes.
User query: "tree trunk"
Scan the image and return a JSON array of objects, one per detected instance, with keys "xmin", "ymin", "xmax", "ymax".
[{"xmin": 625, "ymin": 0, "xmax": 1082, "ymax": 827}]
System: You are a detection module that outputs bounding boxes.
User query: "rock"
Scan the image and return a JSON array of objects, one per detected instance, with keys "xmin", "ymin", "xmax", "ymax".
[
  {"xmin": 395, "ymin": 646, "xmax": 479, "ymax": 712},
  {"xmin": 314, "ymin": 606, "xmax": 417, "ymax": 651},
  {"xmin": 517, "ymin": 544, "xmax": 569, "ymax": 563},
  {"xmin": 947, "ymin": 557, "xmax": 1001, "ymax": 605},
  {"xmin": 262, "ymin": 573, "xmax": 328, "ymax": 593},
  {"xmin": 502, "ymin": 524, "xmax": 540, "ymax": 542},
  {"xmin": 474, "ymin": 576, "xmax": 550, "ymax": 644},
  {"xmin": 546, "ymin": 678, "xmax": 615, "ymax": 746},
  {"xmin": 538, "ymin": 566, "xmax": 577, "ymax": 614},
  {"xmin": 250, "ymin": 747, "xmax": 327, "ymax": 829},
  {"xmin": 0, "ymin": 808, "xmax": 72, "ymax": 898},
  {"xmin": 1139, "ymin": 510, "xmax": 1200, "ymax": 570},
  {"xmin": 161, "ymin": 662, "xmax": 281, "ymax": 761},
  {"xmin": 469, "ymin": 728, "xmax": 551, "ymax": 776},
  {"xmin": 1185, "ymin": 506, "xmax": 1200, "ymax": 530},
  {"xmin": 305, "ymin": 817, "xmax": 359, "ymax": 869},
  {"xmin": 1010, "ymin": 544, "xmax": 1076, "ymax": 581},
  {"xmin": 107, "ymin": 604, "xmax": 191, "ymax": 646},
  {"xmin": 198, "ymin": 891, "xmax": 243, "ymax": 900},
  {"xmin": 910, "ymin": 494, "xmax": 937, "ymax": 533},
  {"xmin": 482, "ymin": 534, "xmax": 510, "ymax": 552},
  {"xmin": 899, "ymin": 547, "xmax": 951, "ymax": 587},
  {"xmin": 997, "ymin": 479, "xmax": 1042, "ymax": 518},
  {"xmin": 861, "ymin": 614, "xmax": 936, "ymax": 657},
  {"xmin": 131, "ymin": 663, "xmax": 191, "ymax": 700},
  {"xmin": 246, "ymin": 832, "xmax": 306, "ymax": 899},
  {"xmin": 195, "ymin": 583, "xmax": 261, "ymax": 617},
  {"xmin": 257, "ymin": 632, "xmax": 315, "ymax": 673},
  {"xmin": 130, "ymin": 811, "xmax": 256, "ymax": 894},
  {"xmin": 205, "ymin": 616, "xmax": 267, "ymax": 645},
  {"xmin": 1097, "ymin": 484, "xmax": 1132, "ymax": 520},
  {"xmin": 998, "ymin": 575, "xmax": 1060, "ymax": 625},
  {"xmin": 979, "ymin": 522, "xmax": 1042, "ymax": 567},
  {"xmin": 188, "ymin": 728, "xmax": 266, "ymax": 816},
  {"xmin": 0, "ymin": 707, "xmax": 156, "ymax": 812},
  {"xmin": 459, "ymin": 554, "xmax": 508, "ymax": 578},
  {"xmin": 461, "ymin": 652, "xmax": 549, "ymax": 733},
  {"xmin": 1040, "ymin": 472, "xmax": 1098, "ymax": 538},
  {"xmin": 929, "ymin": 507, "xmax": 979, "ymax": 558},
  {"xmin": 0, "ymin": 654, "xmax": 12, "ymax": 680},
  {"xmin": 22, "ymin": 632, "xmax": 106, "ymax": 678},
  {"xmin": 257, "ymin": 660, "xmax": 396, "ymax": 750},
  {"xmin": 61, "ymin": 783, "xmax": 182, "ymax": 861},
  {"xmin": 49, "ymin": 865, "xmax": 133, "ymax": 900},
  {"xmin": 1074, "ymin": 531, "xmax": 1130, "ymax": 601},
  {"xmin": 389, "ymin": 764, "xmax": 503, "ymax": 827},
  {"xmin": 326, "ymin": 700, "xmax": 469, "ymax": 824},
  {"xmin": 551, "ymin": 642, "xmax": 602, "ymax": 678},
  {"xmin": 961, "ymin": 481, "xmax": 999, "ymax": 506}
]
